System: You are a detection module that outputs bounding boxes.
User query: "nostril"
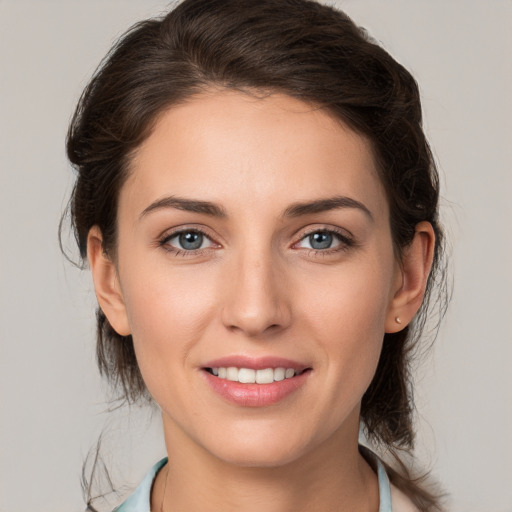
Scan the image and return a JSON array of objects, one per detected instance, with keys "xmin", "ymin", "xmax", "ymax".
[{"xmin": 220, "ymin": 294, "xmax": 292, "ymax": 337}]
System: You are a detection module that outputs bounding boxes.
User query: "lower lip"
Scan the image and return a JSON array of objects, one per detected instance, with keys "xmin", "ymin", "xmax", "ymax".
[{"xmin": 203, "ymin": 370, "xmax": 311, "ymax": 407}]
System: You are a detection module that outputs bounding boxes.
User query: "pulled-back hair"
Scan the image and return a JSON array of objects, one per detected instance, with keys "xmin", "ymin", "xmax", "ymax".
[{"xmin": 65, "ymin": 0, "xmax": 447, "ymax": 509}]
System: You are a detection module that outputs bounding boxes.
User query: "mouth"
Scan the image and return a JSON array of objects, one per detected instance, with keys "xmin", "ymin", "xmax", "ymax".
[
  {"xmin": 204, "ymin": 366, "xmax": 310, "ymax": 384},
  {"xmin": 201, "ymin": 358, "xmax": 312, "ymax": 407}
]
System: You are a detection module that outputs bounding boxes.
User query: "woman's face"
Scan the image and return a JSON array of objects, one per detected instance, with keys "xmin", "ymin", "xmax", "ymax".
[{"xmin": 104, "ymin": 90, "xmax": 403, "ymax": 466}]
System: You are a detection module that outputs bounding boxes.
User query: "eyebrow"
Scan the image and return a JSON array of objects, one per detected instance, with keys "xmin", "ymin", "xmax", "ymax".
[
  {"xmin": 139, "ymin": 196, "xmax": 227, "ymax": 219},
  {"xmin": 284, "ymin": 196, "xmax": 374, "ymax": 221},
  {"xmin": 139, "ymin": 194, "xmax": 373, "ymax": 221}
]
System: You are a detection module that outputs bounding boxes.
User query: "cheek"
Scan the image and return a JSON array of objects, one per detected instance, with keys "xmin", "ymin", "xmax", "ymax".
[
  {"xmin": 299, "ymin": 256, "xmax": 394, "ymax": 383},
  {"xmin": 118, "ymin": 259, "xmax": 220, "ymax": 387},
  {"xmin": 303, "ymin": 258, "xmax": 392, "ymax": 334},
  {"xmin": 122, "ymin": 255, "xmax": 217, "ymax": 327}
]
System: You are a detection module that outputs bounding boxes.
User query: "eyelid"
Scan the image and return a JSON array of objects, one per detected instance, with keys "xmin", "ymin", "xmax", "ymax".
[
  {"xmin": 293, "ymin": 225, "xmax": 354, "ymax": 243},
  {"xmin": 156, "ymin": 224, "xmax": 355, "ymax": 256},
  {"xmin": 157, "ymin": 225, "xmax": 221, "ymax": 254},
  {"xmin": 291, "ymin": 225, "xmax": 356, "ymax": 252}
]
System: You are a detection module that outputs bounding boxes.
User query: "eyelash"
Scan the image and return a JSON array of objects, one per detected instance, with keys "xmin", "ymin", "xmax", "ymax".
[
  {"xmin": 157, "ymin": 227, "xmax": 355, "ymax": 257},
  {"xmin": 158, "ymin": 227, "xmax": 216, "ymax": 257},
  {"xmin": 293, "ymin": 228, "xmax": 355, "ymax": 256}
]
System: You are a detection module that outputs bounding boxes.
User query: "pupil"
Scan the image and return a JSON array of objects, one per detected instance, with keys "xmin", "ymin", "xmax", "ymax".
[
  {"xmin": 179, "ymin": 231, "xmax": 203, "ymax": 250},
  {"xmin": 310, "ymin": 232, "xmax": 332, "ymax": 250}
]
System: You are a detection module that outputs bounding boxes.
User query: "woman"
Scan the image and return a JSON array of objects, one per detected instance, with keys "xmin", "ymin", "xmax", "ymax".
[{"xmin": 65, "ymin": 0, "xmax": 446, "ymax": 510}]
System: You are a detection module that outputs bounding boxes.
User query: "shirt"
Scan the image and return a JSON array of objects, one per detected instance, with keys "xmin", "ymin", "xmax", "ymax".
[{"xmin": 113, "ymin": 456, "xmax": 418, "ymax": 512}]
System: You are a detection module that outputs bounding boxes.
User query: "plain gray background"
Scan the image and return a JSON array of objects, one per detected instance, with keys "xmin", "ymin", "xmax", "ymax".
[{"xmin": 1, "ymin": 1, "xmax": 511, "ymax": 511}]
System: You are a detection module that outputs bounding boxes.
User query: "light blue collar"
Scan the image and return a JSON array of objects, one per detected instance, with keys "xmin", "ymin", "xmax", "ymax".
[
  {"xmin": 113, "ymin": 458, "xmax": 167, "ymax": 512},
  {"xmin": 114, "ymin": 455, "xmax": 393, "ymax": 511},
  {"xmin": 376, "ymin": 456, "xmax": 393, "ymax": 512}
]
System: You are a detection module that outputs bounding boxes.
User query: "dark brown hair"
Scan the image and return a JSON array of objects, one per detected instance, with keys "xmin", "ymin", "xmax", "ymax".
[{"xmin": 65, "ymin": 0, "xmax": 447, "ymax": 509}]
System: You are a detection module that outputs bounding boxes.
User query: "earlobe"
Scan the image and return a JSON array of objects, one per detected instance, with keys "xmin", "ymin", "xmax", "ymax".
[
  {"xmin": 385, "ymin": 221, "xmax": 435, "ymax": 333},
  {"xmin": 87, "ymin": 226, "xmax": 131, "ymax": 336}
]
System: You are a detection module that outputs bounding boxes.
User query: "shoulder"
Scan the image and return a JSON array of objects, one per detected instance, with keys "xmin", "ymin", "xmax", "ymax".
[{"xmin": 390, "ymin": 483, "xmax": 420, "ymax": 512}]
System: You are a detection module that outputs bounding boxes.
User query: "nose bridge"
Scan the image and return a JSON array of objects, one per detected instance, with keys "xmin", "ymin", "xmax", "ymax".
[{"xmin": 221, "ymin": 240, "xmax": 290, "ymax": 337}]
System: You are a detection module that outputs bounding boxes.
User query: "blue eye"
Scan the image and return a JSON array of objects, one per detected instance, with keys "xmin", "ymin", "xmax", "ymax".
[
  {"xmin": 308, "ymin": 232, "xmax": 334, "ymax": 249},
  {"xmin": 296, "ymin": 230, "xmax": 349, "ymax": 251},
  {"xmin": 178, "ymin": 231, "xmax": 204, "ymax": 250},
  {"xmin": 162, "ymin": 230, "xmax": 214, "ymax": 251}
]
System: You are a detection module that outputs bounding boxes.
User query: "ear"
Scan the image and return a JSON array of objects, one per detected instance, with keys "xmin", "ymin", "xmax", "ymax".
[
  {"xmin": 385, "ymin": 221, "xmax": 436, "ymax": 333},
  {"xmin": 87, "ymin": 226, "xmax": 131, "ymax": 336}
]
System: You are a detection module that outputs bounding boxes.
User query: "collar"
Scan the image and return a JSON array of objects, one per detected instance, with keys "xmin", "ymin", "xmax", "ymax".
[{"xmin": 114, "ymin": 455, "xmax": 393, "ymax": 512}]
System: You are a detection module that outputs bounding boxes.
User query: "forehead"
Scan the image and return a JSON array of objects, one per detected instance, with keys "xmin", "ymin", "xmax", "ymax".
[{"xmin": 123, "ymin": 90, "xmax": 388, "ymax": 221}]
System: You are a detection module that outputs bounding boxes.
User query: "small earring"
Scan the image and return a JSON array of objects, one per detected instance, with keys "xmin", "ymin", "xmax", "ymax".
[{"xmin": 395, "ymin": 317, "xmax": 402, "ymax": 324}]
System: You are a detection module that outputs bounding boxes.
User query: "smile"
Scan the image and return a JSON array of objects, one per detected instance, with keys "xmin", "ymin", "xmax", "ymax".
[
  {"xmin": 206, "ymin": 367, "xmax": 300, "ymax": 384},
  {"xmin": 202, "ymin": 358, "xmax": 311, "ymax": 407}
]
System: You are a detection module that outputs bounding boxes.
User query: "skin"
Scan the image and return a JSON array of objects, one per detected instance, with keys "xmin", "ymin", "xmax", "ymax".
[{"xmin": 88, "ymin": 90, "xmax": 434, "ymax": 512}]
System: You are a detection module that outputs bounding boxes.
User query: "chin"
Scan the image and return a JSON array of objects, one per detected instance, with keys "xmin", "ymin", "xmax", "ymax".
[
  {"xmin": 213, "ymin": 445, "xmax": 305, "ymax": 469},
  {"xmin": 202, "ymin": 426, "xmax": 315, "ymax": 469}
]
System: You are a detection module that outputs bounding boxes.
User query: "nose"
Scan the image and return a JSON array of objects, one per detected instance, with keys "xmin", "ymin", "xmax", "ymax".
[{"xmin": 220, "ymin": 249, "xmax": 292, "ymax": 338}]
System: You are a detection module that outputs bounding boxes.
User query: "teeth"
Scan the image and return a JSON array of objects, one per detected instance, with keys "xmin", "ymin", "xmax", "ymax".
[
  {"xmin": 226, "ymin": 367, "xmax": 238, "ymax": 381},
  {"xmin": 238, "ymin": 368, "xmax": 256, "ymax": 383},
  {"xmin": 255, "ymin": 368, "xmax": 274, "ymax": 384},
  {"xmin": 210, "ymin": 367, "xmax": 299, "ymax": 384},
  {"xmin": 285, "ymin": 368, "xmax": 295, "ymax": 379},
  {"xmin": 273, "ymin": 367, "xmax": 285, "ymax": 381}
]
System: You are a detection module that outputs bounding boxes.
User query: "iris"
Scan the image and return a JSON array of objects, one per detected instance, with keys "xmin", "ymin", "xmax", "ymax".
[{"xmin": 309, "ymin": 232, "xmax": 333, "ymax": 250}]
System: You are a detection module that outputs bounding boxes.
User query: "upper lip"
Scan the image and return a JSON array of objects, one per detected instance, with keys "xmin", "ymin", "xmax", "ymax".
[{"xmin": 202, "ymin": 356, "xmax": 310, "ymax": 372}]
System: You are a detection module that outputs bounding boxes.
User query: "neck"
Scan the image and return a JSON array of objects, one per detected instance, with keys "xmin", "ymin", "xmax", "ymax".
[{"xmin": 152, "ymin": 416, "xmax": 379, "ymax": 512}]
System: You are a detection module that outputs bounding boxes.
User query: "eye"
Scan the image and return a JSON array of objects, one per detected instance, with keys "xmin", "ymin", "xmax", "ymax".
[
  {"xmin": 295, "ymin": 230, "xmax": 351, "ymax": 251},
  {"xmin": 161, "ymin": 229, "xmax": 215, "ymax": 252}
]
